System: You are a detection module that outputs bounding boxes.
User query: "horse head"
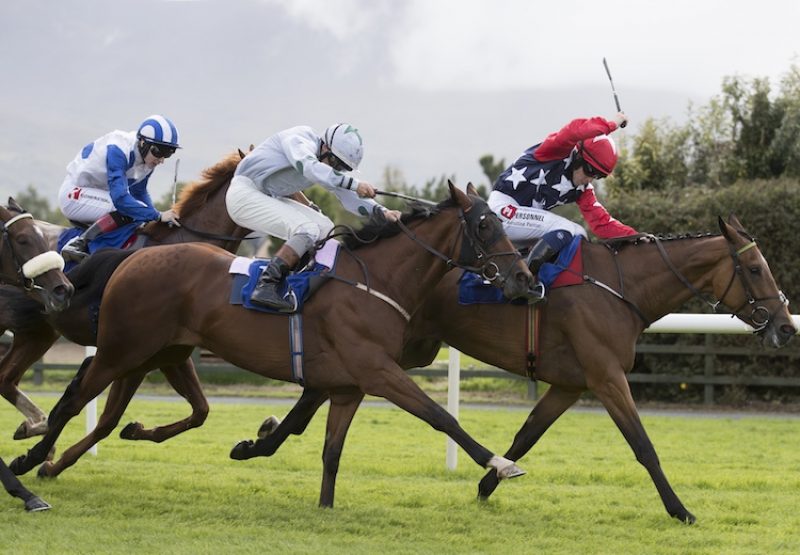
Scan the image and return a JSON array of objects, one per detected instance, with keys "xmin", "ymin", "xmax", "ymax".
[
  {"xmin": 449, "ymin": 181, "xmax": 535, "ymax": 301},
  {"xmin": 0, "ymin": 198, "xmax": 74, "ymax": 312},
  {"xmin": 715, "ymin": 214, "xmax": 796, "ymax": 347}
]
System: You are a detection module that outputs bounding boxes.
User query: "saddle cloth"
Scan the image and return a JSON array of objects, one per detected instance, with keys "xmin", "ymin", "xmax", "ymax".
[
  {"xmin": 229, "ymin": 239, "xmax": 339, "ymax": 314},
  {"xmin": 458, "ymin": 236, "xmax": 583, "ymax": 305}
]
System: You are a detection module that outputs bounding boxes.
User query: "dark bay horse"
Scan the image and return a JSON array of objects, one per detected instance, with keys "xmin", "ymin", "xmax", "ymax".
[
  {"xmin": 0, "ymin": 200, "xmax": 73, "ymax": 512},
  {"xmin": 0, "ymin": 151, "xmax": 252, "ymax": 439},
  {"xmin": 11, "ymin": 184, "xmax": 536, "ymax": 507},
  {"xmin": 237, "ymin": 215, "xmax": 795, "ymax": 523}
]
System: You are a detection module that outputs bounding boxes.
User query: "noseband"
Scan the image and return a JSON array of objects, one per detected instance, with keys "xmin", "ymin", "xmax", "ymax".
[{"xmin": 0, "ymin": 212, "xmax": 66, "ymax": 291}]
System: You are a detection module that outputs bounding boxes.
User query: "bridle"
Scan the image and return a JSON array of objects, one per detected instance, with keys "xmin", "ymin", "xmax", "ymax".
[
  {"xmin": 652, "ymin": 233, "xmax": 788, "ymax": 333},
  {"xmin": 393, "ymin": 199, "xmax": 523, "ymax": 289},
  {"xmin": 0, "ymin": 212, "xmax": 66, "ymax": 292}
]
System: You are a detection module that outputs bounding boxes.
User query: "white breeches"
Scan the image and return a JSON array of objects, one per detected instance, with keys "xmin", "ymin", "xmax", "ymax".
[
  {"xmin": 226, "ymin": 175, "xmax": 334, "ymax": 254},
  {"xmin": 58, "ymin": 181, "xmax": 114, "ymax": 223},
  {"xmin": 488, "ymin": 191, "xmax": 587, "ymax": 246}
]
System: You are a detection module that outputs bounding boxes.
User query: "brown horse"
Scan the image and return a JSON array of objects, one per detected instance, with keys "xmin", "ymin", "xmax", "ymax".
[
  {"xmin": 0, "ymin": 151, "xmax": 252, "ymax": 439},
  {"xmin": 235, "ymin": 215, "xmax": 795, "ymax": 523},
  {"xmin": 0, "ymin": 200, "xmax": 73, "ymax": 512},
  {"xmin": 10, "ymin": 184, "xmax": 536, "ymax": 507}
]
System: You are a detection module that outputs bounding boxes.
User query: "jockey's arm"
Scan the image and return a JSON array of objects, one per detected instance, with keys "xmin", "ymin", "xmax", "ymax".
[
  {"xmin": 106, "ymin": 145, "xmax": 161, "ymax": 222},
  {"xmin": 576, "ymin": 186, "xmax": 637, "ymax": 238},
  {"xmin": 535, "ymin": 117, "xmax": 620, "ymax": 161}
]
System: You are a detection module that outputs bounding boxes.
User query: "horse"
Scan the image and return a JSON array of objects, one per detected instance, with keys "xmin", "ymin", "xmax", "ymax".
[
  {"xmin": 0, "ymin": 200, "xmax": 73, "ymax": 512},
  {"xmin": 231, "ymin": 214, "xmax": 795, "ymax": 523},
  {"xmin": 9, "ymin": 183, "xmax": 536, "ymax": 507},
  {"xmin": 0, "ymin": 151, "xmax": 253, "ymax": 439}
]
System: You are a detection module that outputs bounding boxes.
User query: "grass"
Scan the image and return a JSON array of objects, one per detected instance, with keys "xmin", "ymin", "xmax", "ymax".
[{"xmin": 2, "ymin": 395, "xmax": 799, "ymax": 554}]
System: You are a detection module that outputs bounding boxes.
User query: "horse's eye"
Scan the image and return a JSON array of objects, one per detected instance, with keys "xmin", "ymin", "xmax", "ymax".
[{"xmin": 749, "ymin": 266, "xmax": 761, "ymax": 275}]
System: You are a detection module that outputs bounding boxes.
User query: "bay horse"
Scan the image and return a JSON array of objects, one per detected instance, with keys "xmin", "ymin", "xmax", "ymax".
[
  {"xmin": 233, "ymin": 214, "xmax": 795, "ymax": 523},
  {"xmin": 0, "ymin": 200, "xmax": 73, "ymax": 512},
  {"xmin": 0, "ymin": 151, "xmax": 252, "ymax": 439},
  {"xmin": 10, "ymin": 183, "xmax": 537, "ymax": 508}
]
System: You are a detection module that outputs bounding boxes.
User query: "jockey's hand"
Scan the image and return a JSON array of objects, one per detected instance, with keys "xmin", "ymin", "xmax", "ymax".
[
  {"xmin": 159, "ymin": 209, "xmax": 181, "ymax": 227},
  {"xmin": 383, "ymin": 209, "xmax": 402, "ymax": 223},
  {"xmin": 356, "ymin": 181, "xmax": 376, "ymax": 198},
  {"xmin": 614, "ymin": 111, "xmax": 628, "ymax": 129}
]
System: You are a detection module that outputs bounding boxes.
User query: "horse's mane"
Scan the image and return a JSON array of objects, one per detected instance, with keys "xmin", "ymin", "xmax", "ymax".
[
  {"xmin": 173, "ymin": 151, "xmax": 243, "ymax": 217},
  {"xmin": 601, "ymin": 231, "xmax": 722, "ymax": 251},
  {"xmin": 339, "ymin": 199, "xmax": 450, "ymax": 250}
]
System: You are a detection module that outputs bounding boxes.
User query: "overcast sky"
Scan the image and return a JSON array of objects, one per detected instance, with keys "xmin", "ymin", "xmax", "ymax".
[{"xmin": 1, "ymin": 0, "xmax": 798, "ymax": 206}]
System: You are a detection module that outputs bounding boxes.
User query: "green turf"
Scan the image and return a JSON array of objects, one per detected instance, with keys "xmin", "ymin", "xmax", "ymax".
[{"xmin": 1, "ymin": 396, "xmax": 798, "ymax": 554}]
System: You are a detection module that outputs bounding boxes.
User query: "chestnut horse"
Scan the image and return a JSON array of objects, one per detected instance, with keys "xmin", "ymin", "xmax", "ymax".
[
  {"xmin": 10, "ymin": 184, "xmax": 536, "ymax": 507},
  {"xmin": 233, "ymin": 215, "xmax": 795, "ymax": 523},
  {"xmin": 0, "ymin": 152, "xmax": 252, "ymax": 439},
  {"xmin": 0, "ymin": 200, "xmax": 73, "ymax": 512}
]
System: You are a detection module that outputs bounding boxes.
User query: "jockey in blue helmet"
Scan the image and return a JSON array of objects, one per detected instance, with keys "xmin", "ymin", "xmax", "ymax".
[{"xmin": 59, "ymin": 115, "xmax": 182, "ymax": 262}]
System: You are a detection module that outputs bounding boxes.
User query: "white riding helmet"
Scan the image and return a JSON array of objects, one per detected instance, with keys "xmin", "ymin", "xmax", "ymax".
[{"xmin": 322, "ymin": 123, "xmax": 363, "ymax": 171}]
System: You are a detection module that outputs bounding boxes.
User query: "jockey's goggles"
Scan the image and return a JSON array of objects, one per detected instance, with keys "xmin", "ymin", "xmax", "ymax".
[
  {"xmin": 322, "ymin": 151, "xmax": 352, "ymax": 173},
  {"xmin": 148, "ymin": 143, "xmax": 177, "ymax": 159},
  {"xmin": 582, "ymin": 160, "xmax": 607, "ymax": 179}
]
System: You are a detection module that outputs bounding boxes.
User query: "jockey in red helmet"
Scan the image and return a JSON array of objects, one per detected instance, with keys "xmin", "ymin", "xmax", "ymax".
[{"xmin": 489, "ymin": 112, "xmax": 637, "ymax": 302}]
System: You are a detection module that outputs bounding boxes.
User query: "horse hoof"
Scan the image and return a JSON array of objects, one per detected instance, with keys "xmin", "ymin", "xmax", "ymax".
[
  {"xmin": 257, "ymin": 416, "xmax": 281, "ymax": 439},
  {"xmin": 497, "ymin": 463, "xmax": 526, "ymax": 480},
  {"xmin": 675, "ymin": 510, "xmax": 697, "ymax": 525},
  {"xmin": 230, "ymin": 440, "xmax": 254, "ymax": 460},
  {"xmin": 119, "ymin": 422, "xmax": 143, "ymax": 440},
  {"xmin": 37, "ymin": 462, "xmax": 56, "ymax": 479},
  {"xmin": 25, "ymin": 496, "xmax": 51, "ymax": 512},
  {"xmin": 13, "ymin": 420, "xmax": 47, "ymax": 440}
]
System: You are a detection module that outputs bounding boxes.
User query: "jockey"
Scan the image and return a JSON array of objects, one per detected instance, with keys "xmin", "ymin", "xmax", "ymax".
[
  {"xmin": 488, "ymin": 113, "xmax": 638, "ymax": 302},
  {"xmin": 226, "ymin": 123, "xmax": 402, "ymax": 311},
  {"xmin": 58, "ymin": 115, "xmax": 181, "ymax": 261}
]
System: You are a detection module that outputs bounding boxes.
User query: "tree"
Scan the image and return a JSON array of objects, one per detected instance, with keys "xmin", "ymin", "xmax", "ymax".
[{"xmin": 13, "ymin": 185, "xmax": 67, "ymax": 224}]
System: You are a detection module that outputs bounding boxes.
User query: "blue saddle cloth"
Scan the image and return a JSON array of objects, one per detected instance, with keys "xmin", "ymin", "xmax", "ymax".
[
  {"xmin": 457, "ymin": 236, "xmax": 582, "ymax": 305},
  {"xmin": 232, "ymin": 260, "xmax": 329, "ymax": 314},
  {"xmin": 58, "ymin": 224, "xmax": 140, "ymax": 271}
]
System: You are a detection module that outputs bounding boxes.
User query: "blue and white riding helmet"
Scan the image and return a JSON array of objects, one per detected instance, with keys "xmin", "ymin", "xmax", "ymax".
[{"xmin": 137, "ymin": 115, "xmax": 181, "ymax": 155}]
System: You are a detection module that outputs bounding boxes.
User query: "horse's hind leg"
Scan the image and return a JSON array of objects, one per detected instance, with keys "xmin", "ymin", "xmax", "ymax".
[
  {"xmin": 120, "ymin": 359, "xmax": 209, "ymax": 443},
  {"xmin": 0, "ymin": 457, "xmax": 50, "ymax": 511},
  {"xmin": 590, "ymin": 370, "xmax": 696, "ymax": 524},
  {"xmin": 231, "ymin": 388, "xmax": 329, "ymax": 460},
  {"xmin": 478, "ymin": 384, "xmax": 581, "ymax": 500},
  {"xmin": 319, "ymin": 389, "xmax": 363, "ymax": 508},
  {"xmin": 39, "ymin": 370, "xmax": 148, "ymax": 478},
  {"xmin": 0, "ymin": 327, "xmax": 60, "ymax": 439}
]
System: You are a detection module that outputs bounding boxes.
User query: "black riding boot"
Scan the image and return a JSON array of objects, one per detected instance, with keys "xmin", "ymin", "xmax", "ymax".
[
  {"xmin": 250, "ymin": 257, "xmax": 295, "ymax": 312},
  {"xmin": 525, "ymin": 239, "xmax": 558, "ymax": 303}
]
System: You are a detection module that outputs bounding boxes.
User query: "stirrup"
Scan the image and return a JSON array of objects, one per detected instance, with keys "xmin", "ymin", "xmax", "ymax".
[
  {"xmin": 528, "ymin": 282, "xmax": 546, "ymax": 304},
  {"xmin": 61, "ymin": 239, "xmax": 89, "ymax": 262}
]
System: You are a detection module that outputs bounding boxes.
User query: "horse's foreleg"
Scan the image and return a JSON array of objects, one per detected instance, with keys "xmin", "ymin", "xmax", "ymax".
[
  {"xmin": 120, "ymin": 360, "xmax": 209, "ymax": 443},
  {"xmin": 230, "ymin": 388, "xmax": 329, "ymax": 460},
  {"xmin": 0, "ymin": 456, "xmax": 50, "ymax": 511},
  {"xmin": 0, "ymin": 328, "xmax": 60, "ymax": 439},
  {"xmin": 10, "ymin": 356, "xmax": 114, "ymax": 476},
  {"xmin": 319, "ymin": 389, "xmax": 363, "ymax": 508},
  {"xmin": 39, "ymin": 371, "xmax": 147, "ymax": 478},
  {"xmin": 478, "ymin": 384, "xmax": 581, "ymax": 500},
  {"xmin": 591, "ymin": 371, "xmax": 696, "ymax": 524},
  {"xmin": 364, "ymin": 364, "xmax": 524, "ymax": 479}
]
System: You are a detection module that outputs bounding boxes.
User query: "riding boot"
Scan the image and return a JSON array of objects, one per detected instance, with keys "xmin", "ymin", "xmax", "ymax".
[
  {"xmin": 61, "ymin": 211, "xmax": 132, "ymax": 262},
  {"xmin": 525, "ymin": 239, "xmax": 558, "ymax": 303},
  {"xmin": 250, "ymin": 245, "xmax": 301, "ymax": 312}
]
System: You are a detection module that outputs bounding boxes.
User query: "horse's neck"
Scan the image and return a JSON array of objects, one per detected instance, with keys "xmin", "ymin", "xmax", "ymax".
[
  {"xmin": 339, "ymin": 216, "xmax": 459, "ymax": 317},
  {"xmin": 593, "ymin": 236, "xmax": 730, "ymax": 322},
  {"xmin": 35, "ymin": 220, "xmax": 67, "ymax": 251}
]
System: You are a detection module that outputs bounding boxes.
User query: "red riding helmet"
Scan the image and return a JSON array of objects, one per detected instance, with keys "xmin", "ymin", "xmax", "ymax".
[{"xmin": 580, "ymin": 134, "xmax": 618, "ymax": 176}]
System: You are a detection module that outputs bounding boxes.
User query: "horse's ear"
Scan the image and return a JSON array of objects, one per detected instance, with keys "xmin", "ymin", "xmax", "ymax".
[
  {"xmin": 718, "ymin": 216, "xmax": 733, "ymax": 242},
  {"xmin": 466, "ymin": 182, "xmax": 478, "ymax": 197},
  {"xmin": 448, "ymin": 180, "xmax": 472, "ymax": 211},
  {"xmin": 238, "ymin": 148, "xmax": 245, "ymax": 159},
  {"xmin": 249, "ymin": 144, "xmax": 255, "ymax": 152},
  {"xmin": 727, "ymin": 212, "xmax": 745, "ymax": 232},
  {"xmin": 7, "ymin": 197, "xmax": 23, "ymax": 212}
]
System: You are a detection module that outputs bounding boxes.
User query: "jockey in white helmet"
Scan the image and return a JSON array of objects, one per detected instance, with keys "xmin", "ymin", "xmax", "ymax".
[{"xmin": 226, "ymin": 123, "xmax": 402, "ymax": 311}]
